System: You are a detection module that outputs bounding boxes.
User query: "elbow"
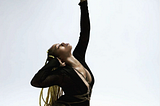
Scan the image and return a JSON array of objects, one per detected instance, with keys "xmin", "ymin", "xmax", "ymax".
[
  {"xmin": 30, "ymin": 78, "xmax": 47, "ymax": 88},
  {"xmin": 30, "ymin": 79, "xmax": 41, "ymax": 88},
  {"xmin": 30, "ymin": 79, "xmax": 35, "ymax": 86}
]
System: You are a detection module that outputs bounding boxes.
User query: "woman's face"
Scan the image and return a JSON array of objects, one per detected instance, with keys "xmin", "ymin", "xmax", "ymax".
[{"xmin": 49, "ymin": 42, "xmax": 72, "ymax": 59}]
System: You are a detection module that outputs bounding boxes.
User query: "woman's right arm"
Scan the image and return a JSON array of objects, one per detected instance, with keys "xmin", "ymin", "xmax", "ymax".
[{"xmin": 30, "ymin": 58, "xmax": 61, "ymax": 88}]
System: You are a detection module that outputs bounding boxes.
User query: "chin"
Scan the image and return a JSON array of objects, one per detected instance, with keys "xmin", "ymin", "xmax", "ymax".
[{"xmin": 69, "ymin": 44, "xmax": 72, "ymax": 49}]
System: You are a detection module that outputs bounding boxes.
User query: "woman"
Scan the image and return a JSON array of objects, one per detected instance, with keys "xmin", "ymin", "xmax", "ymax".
[{"xmin": 31, "ymin": 0, "xmax": 94, "ymax": 106}]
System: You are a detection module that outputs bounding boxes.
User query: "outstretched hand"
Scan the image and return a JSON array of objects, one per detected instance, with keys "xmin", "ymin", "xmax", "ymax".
[{"xmin": 80, "ymin": 0, "xmax": 87, "ymax": 2}]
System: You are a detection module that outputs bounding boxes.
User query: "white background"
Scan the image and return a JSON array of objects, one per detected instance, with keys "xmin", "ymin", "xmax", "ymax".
[{"xmin": 0, "ymin": 0, "xmax": 159, "ymax": 106}]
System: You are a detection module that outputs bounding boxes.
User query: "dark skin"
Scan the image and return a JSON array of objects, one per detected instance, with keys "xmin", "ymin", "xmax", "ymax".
[
  {"xmin": 31, "ymin": 43, "xmax": 92, "ymax": 88},
  {"xmin": 48, "ymin": 42, "xmax": 92, "ymax": 86}
]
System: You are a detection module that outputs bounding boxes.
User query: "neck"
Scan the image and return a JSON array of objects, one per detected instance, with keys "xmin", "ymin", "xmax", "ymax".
[{"xmin": 64, "ymin": 55, "xmax": 80, "ymax": 68}]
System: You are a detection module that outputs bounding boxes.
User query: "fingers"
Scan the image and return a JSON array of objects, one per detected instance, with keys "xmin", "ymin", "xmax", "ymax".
[
  {"xmin": 80, "ymin": 0, "xmax": 87, "ymax": 2},
  {"xmin": 57, "ymin": 58, "xmax": 66, "ymax": 67},
  {"xmin": 61, "ymin": 62, "xmax": 66, "ymax": 67}
]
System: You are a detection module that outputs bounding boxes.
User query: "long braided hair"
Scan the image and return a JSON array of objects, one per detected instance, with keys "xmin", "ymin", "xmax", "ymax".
[{"xmin": 39, "ymin": 50, "xmax": 63, "ymax": 106}]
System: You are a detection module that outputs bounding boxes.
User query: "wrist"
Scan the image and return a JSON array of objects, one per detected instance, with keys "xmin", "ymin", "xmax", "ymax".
[{"xmin": 80, "ymin": 0, "xmax": 87, "ymax": 2}]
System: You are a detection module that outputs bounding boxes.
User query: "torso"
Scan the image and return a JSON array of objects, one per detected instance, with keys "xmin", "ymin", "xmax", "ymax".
[
  {"xmin": 73, "ymin": 63, "xmax": 92, "ymax": 91},
  {"xmin": 75, "ymin": 66, "xmax": 92, "ymax": 83}
]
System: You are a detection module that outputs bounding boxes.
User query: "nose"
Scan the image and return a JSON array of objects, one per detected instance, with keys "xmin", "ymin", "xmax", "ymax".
[{"xmin": 61, "ymin": 42, "xmax": 65, "ymax": 45}]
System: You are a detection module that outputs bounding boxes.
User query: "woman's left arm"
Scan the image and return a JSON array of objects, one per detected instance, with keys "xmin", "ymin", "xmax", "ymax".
[{"xmin": 31, "ymin": 58, "xmax": 61, "ymax": 88}]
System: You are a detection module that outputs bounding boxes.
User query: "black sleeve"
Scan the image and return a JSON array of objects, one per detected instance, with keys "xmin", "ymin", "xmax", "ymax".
[
  {"xmin": 30, "ymin": 58, "xmax": 61, "ymax": 88},
  {"xmin": 73, "ymin": 1, "xmax": 90, "ymax": 61}
]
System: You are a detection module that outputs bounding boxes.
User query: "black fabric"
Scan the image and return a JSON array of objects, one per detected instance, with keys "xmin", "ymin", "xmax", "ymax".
[{"xmin": 31, "ymin": 1, "xmax": 94, "ymax": 106}]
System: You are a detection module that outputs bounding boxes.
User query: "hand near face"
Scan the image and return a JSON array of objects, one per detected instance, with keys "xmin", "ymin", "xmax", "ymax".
[{"xmin": 57, "ymin": 57, "xmax": 66, "ymax": 67}]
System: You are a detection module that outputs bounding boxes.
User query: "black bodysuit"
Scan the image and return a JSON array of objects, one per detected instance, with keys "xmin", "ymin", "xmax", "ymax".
[{"xmin": 31, "ymin": 1, "xmax": 94, "ymax": 106}]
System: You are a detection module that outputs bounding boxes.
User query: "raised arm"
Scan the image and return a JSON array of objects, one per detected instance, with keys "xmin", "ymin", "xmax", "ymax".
[{"xmin": 73, "ymin": 0, "xmax": 90, "ymax": 61}]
